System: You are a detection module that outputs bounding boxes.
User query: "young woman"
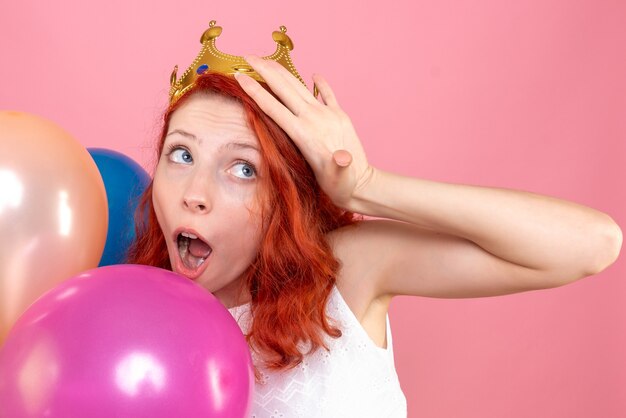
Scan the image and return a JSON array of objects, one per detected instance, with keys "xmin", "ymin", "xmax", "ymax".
[{"xmin": 128, "ymin": 54, "xmax": 622, "ymax": 417}]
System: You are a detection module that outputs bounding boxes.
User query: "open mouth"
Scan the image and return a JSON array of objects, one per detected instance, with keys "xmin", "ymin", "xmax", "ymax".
[{"xmin": 175, "ymin": 230, "xmax": 212, "ymax": 278}]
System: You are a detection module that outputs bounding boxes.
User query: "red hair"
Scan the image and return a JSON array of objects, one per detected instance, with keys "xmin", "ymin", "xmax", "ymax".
[{"xmin": 127, "ymin": 72, "xmax": 361, "ymax": 378}]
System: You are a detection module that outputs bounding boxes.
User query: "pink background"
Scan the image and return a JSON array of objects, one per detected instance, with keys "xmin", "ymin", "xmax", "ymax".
[{"xmin": 2, "ymin": 1, "xmax": 624, "ymax": 417}]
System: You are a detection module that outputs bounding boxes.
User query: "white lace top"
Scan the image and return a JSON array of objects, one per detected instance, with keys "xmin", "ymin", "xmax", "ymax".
[{"xmin": 228, "ymin": 285, "xmax": 407, "ymax": 418}]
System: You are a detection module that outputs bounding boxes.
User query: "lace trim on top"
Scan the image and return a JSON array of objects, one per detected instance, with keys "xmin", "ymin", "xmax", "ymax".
[{"xmin": 227, "ymin": 285, "xmax": 407, "ymax": 418}]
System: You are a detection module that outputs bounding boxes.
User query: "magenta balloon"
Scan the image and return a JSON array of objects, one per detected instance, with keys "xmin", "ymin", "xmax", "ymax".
[{"xmin": 0, "ymin": 264, "xmax": 253, "ymax": 418}]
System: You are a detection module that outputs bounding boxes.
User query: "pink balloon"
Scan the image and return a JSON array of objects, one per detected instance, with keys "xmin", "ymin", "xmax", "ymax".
[{"xmin": 0, "ymin": 264, "xmax": 253, "ymax": 418}]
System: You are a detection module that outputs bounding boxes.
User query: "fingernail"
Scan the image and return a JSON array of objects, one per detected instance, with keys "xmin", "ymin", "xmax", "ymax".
[
  {"xmin": 333, "ymin": 150, "xmax": 352, "ymax": 167},
  {"xmin": 234, "ymin": 72, "xmax": 248, "ymax": 82}
]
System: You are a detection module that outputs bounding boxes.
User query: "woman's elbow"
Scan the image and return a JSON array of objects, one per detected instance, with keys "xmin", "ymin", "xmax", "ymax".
[{"xmin": 588, "ymin": 218, "xmax": 623, "ymax": 275}]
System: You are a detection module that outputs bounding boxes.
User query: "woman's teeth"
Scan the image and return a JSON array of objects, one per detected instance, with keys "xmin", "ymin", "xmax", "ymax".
[{"xmin": 177, "ymin": 234, "xmax": 209, "ymax": 270}]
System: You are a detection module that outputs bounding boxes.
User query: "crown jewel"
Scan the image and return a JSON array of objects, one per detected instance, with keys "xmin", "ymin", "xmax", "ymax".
[{"xmin": 169, "ymin": 20, "xmax": 308, "ymax": 105}]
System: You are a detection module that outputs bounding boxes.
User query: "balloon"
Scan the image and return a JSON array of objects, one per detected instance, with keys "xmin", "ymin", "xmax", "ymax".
[
  {"xmin": 88, "ymin": 148, "xmax": 150, "ymax": 266},
  {"xmin": 0, "ymin": 264, "xmax": 254, "ymax": 418},
  {"xmin": 0, "ymin": 111, "xmax": 108, "ymax": 343}
]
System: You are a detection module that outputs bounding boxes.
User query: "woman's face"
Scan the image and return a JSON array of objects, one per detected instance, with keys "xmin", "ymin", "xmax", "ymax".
[{"xmin": 152, "ymin": 93, "xmax": 264, "ymax": 307}]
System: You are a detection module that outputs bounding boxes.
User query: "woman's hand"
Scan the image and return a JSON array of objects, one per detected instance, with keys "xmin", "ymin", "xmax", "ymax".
[{"xmin": 234, "ymin": 54, "xmax": 374, "ymax": 211}]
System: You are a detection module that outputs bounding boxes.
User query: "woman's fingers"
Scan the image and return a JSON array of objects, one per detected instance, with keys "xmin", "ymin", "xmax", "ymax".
[
  {"xmin": 235, "ymin": 57, "xmax": 351, "ymax": 174},
  {"xmin": 234, "ymin": 72, "xmax": 298, "ymax": 138},
  {"xmin": 243, "ymin": 55, "xmax": 313, "ymax": 116},
  {"xmin": 235, "ymin": 59, "xmax": 369, "ymax": 210},
  {"xmin": 251, "ymin": 55, "xmax": 315, "ymax": 102},
  {"xmin": 312, "ymin": 73, "xmax": 339, "ymax": 107}
]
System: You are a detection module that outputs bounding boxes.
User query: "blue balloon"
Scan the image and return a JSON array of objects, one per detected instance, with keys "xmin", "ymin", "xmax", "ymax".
[{"xmin": 88, "ymin": 148, "xmax": 150, "ymax": 266}]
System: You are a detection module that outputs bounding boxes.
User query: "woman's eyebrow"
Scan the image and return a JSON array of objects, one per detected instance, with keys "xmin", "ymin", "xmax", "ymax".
[
  {"xmin": 166, "ymin": 129, "xmax": 198, "ymax": 141},
  {"xmin": 221, "ymin": 142, "xmax": 259, "ymax": 153},
  {"xmin": 166, "ymin": 129, "xmax": 259, "ymax": 152}
]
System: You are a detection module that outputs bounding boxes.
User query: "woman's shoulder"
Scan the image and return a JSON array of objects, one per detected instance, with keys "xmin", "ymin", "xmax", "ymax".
[
  {"xmin": 325, "ymin": 219, "xmax": 396, "ymax": 293},
  {"xmin": 325, "ymin": 220, "xmax": 393, "ymax": 349},
  {"xmin": 325, "ymin": 219, "xmax": 391, "ymax": 292},
  {"xmin": 325, "ymin": 218, "xmax": 417, "ymax": 298}
]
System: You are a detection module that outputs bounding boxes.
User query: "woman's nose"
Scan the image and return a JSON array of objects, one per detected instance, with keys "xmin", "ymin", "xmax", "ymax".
[
  {"xmin": 183, "ymin": 195, "xmax": 210, "ymax": 213},
  {"xmin": 182, "ymin": 174, "xmax": 212, "ymax": 214}
]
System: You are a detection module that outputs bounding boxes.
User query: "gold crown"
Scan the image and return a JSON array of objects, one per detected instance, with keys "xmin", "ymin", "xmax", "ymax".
[{"xmin": 169, "ymin": 20, "xmax": 308, "ymax": 105}]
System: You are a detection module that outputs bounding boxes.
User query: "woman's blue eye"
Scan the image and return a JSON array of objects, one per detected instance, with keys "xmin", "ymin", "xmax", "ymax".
[
  {"xmin": 168, "ymin": 147, "xmax": 193, "ymax": 164},
  {"xmin": 232, "ymin": 162, "xmax": 257, "ymax": 179}
]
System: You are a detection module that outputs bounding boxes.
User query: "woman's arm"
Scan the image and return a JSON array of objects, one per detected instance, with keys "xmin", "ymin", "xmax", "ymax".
[
  {"xmin": 235, "ymin": 56, "xmax": 622, "ymax": 299},
  {"xmin": 330, "ymin": 167, "xmax": 623, "ymax": 298},
  {"xmin": 351, "ymin": 168, "xmax": 622, "ymax": 275}
]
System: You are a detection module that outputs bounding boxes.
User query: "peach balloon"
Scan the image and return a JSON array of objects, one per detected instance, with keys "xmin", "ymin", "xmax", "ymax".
[{"xmin": 0, "ymin": 111, "xmax": 108, "ymax": 343}]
